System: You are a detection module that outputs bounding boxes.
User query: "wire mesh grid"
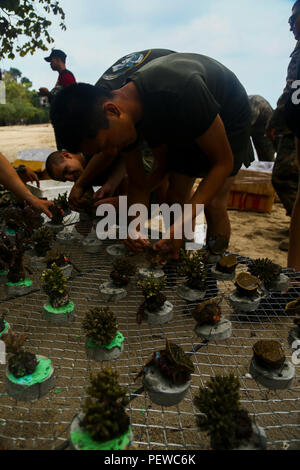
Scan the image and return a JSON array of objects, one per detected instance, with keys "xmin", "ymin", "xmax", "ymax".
[{"xmin": 0, "ymin": 222, "xmax": 299, "ymax": 450}]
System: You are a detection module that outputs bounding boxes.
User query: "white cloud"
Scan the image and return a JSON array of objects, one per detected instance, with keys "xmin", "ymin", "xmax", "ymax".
[{"xmin": 1, "ymin": 0, "xmax": 296, "ymax": 107}]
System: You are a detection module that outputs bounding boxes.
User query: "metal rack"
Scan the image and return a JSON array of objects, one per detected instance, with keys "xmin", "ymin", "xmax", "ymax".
[{"xmin": 0, "ymin": 225, "xmax": 299, "ymax": 450}]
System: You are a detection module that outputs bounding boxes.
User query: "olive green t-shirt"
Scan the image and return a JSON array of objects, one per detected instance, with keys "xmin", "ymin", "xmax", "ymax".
[{"xmin": 127, "ymin": 53, "xmax": 253, "ymax": 176}]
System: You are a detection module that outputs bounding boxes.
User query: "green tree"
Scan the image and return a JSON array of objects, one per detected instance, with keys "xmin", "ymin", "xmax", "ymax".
[
  {"xmin": 0, "ymin": 70, "xmax": 49, "ymax": 125},
  {"xmin": 0, "ymin": 0, "xmax": 66, "ymax": 60},
  {"xmin": 8, "ymin": 67, "xmax": 22, "ymax": 81}
]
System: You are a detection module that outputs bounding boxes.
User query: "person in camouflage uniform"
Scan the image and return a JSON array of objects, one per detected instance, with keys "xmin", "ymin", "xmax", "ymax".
[
  {"xmin": 248, "ymin": 95, "xmax": 275, "ymax": 162},
  {"xmin": 267, "ymin": 1, "xmax": 300, "ymax": 220}
]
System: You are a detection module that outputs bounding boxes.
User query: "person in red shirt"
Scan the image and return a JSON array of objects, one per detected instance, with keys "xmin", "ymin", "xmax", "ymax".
[{"xmin": 39, "ymin": 49, "xmax": 76, "ymax": 102}]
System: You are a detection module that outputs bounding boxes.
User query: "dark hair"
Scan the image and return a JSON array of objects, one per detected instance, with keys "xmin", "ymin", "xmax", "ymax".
[
  {"xmin": 50, "ymin": 83, "xmax": 113, "ymax": 153},
  {"xmin": 293, "ymin": 1, "xmax": 300, "ymax": 10},
  {"xmin": 46, "ymin": 150, "xmax": 64, "ymax": 179}
]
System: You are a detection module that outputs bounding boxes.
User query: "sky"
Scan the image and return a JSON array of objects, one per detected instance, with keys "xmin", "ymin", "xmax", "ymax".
[{"xmin": 0, "ymin": 0, "xmax": 297, "ymax": 107}]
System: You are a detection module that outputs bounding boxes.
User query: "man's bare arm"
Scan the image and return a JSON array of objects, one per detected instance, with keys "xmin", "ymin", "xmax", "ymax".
[
  {"xmin": 0, "ymin": 153, "xmax": 53, "ymax": 217},
  {"xmin": 189, "ymin": 115, "xmax": 234, "ymax": 210},
  {"xmin": 288, "ymin": 138, "xmax": 300, "ymax": 270}
]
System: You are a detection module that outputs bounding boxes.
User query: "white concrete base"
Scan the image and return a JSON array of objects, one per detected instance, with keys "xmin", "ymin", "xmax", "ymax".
[
  {"xmin": 210, "ymin": 265, "xmax": 235, "ymax": 281},
  {"xmin": 106, "ymin": 244, "xmax": 133, "ymax": 257},
  {"xmin": 143, "ymin": 365, "xmax": 190, "ymax": 407},
  {"xmin": 211, "ymin": 423, "xmax": 267, "ymax": 450},
  {"xmin": 195, "ymin": 318, "xmax": 232, "ymax": 341},
  {"xmin": 144, "ymin": 301, "xmax": 173, "ymax": 324},
  {"xmin": 70, "ymin": 413, "xmax": 132, "ymax": 450},
  {"xmin": 82, "ymin": 237, "xmax": 103, "ymax": 254},
  {"xmin": 138, "ymin": 267, "xmax": 165, "ymax": 280},
  {"xmin": 249, "ymin": 357, "xmax": 295, "ymax": 390},
  {"xmin": 61, "ymin": 263, "xmax": 73, "ymax": 279},
  {"xmin": 85, "ymin": 340, "xmax": 124, "ymax": 361},
  {"xmin": 43, "ymin": 304, "xmax": 75, "ymax": 323},
  {"xmin": 288, "ymin": 327, "xmax": 300, "ymax": 347},
  {"xmin": 229, "ymin": 290, "xmax": 261, "ymax": 312},
  {"xmin": 5, "ymin": 282, "xmax": 35, "ymax": 298},
  {"xmin": 177, "ymin": 284, "xmax": 206, "ymax": 302},
  {"xmin": 56, "ymin": 231, "xmax": 78, "ymax": 245},
  {"xmin": 99, "ymin": 281, "xmax": 127, "ymax": 302},
  {"xmin": 5, "ymin": 355, "xmax": 55, "ymax": 401},
  {"xmin": 268, "ymin": 273, "xmax": 290, "ymax": 292},
  {"xmin": 45, "ymin": 222, "xmax": 64, "ymax": 235}
]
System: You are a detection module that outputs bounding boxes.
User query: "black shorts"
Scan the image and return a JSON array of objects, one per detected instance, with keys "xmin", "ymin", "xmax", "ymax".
[{"xmin": 166, "ymin": 122, "xmax": 254, "ymax": 178}]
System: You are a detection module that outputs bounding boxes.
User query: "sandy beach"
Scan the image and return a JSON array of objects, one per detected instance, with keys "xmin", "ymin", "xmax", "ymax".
[{"xmin": 0, "ymin": 123, "xmax": 290, "ymax": 267}]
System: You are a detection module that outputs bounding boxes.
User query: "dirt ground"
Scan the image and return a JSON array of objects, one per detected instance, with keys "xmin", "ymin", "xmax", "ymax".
[{"xmin": 0, "ymin": 123, "xmax": 291, "ymax": 267}]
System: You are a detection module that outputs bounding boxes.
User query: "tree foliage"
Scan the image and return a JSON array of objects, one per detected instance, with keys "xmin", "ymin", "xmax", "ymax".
[
  {"xmin": 0, "ymin": 0, "xmax": 66, "ymax": 60},
  {"xmin": 0, "ymin": 68, "xmax": 49, "ymax": 125}
]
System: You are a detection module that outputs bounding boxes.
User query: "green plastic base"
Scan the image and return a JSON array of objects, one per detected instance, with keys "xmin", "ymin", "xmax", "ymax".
[
  {"xmin": 86, "ymin": 330, "xmax": 124, "ymax": 350},
  {"xmin": 71, "ymin": 424, "xmax": 132, "ymax": 450},
  {"xmin": 6, "ymin": 278, "xmax": 32, "ymax": 287},
  {"xmin": 7, "ymin": 357, "xmax": 52, "ymax": 386},
  {"xmin": 0, "ymin": 320, "xmax": 9, "ymax": 337},
  {"xmin": 44, "ymin": 301, "xmax": 75, "ymax": 315}
]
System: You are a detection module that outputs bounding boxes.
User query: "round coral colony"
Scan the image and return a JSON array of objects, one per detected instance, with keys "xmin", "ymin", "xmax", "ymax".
[
  {"xmin": 210, "ymin": 254, "xmax": 238, "ymax": 281},
  {"xmin": 194, "ymin": 373, "xmax": 267, "ymax": 450},
  {"xmin": 83, "ymin": 307, "xmax": 124, "ymax": 361},
  {"xmin": 192, "ymin": 298, "xmax": 232, "ymax": 341},
  {"xmin": 229, "ymin": 272, "xmax": 261, "ymax": 313},
  {"xmin": 249, "ymin": 340, "xmax": 295, "ymax": 390},
  {"xmin": 70, "ymin": 370, "xmax": 132, "ymax": 450},
  {"xmin": 248, "ymin": 258, "xmax": 290, "ymax": 292}
]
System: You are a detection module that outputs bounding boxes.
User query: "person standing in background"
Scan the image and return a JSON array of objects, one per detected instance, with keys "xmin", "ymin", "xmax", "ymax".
[
  {"xmin": 248, "ymin": 95, "xmax": 275, "ymax": 162},
  {"xmin": 39, "ymin": 49, "xmax": 76, "ymax": 103},
  {"xmin": 266, "ymin": 1, "xmax": 300, "ymax": 251}
]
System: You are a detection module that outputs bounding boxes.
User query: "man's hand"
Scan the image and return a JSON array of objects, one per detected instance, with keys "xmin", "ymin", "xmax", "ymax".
[
  {"xmin": 93, "ymin": 182, "xmax": 114, "ymax": 201},
  {"xmin": 39, "ymin": 87, "xmax": 50, "ymax": 97},
  {"xmin": 94, "ymin": 195, "xmax": 120, "ymax": 209},
  {"xmin": 124, "ymin": 234, "xmax": 151, "ymax": 253},
  {"xmin": 266, "ymin": 127, "xmax": 276, "ymax": 142},
  {"xmin": 68, "ymin": 184, "xmax": 84, "ymax": 210},
  {"xmin": 28, "ymin": 197, "xmax": 53, "ymax": 218},
  {"xmin": 18, "ymin": 166, "xmax": 40, "ymax": 187},
  {"xmin": 153, "ymin": 237, "xmax": 183, "ymax": 260}
]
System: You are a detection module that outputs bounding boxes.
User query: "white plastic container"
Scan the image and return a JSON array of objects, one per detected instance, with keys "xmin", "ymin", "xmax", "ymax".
[{"xmin": 27, "ymin": 180, "xmax": 73, "ymax": 199}]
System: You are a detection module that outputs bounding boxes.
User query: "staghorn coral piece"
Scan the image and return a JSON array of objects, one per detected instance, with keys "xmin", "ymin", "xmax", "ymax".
[
  {"xmin": 53, "ymin": 192, "xmax": 69, "ymax": 212},
  {"xmin": 32, "ymin": 227, "xmax": 54, "ymax": 257},
  {"xmin": 2, "ymin": 330, "xmax": 38, "ymax": 378},
  {"xmin": 194, "ymin": 373, "xmax": 253, "ymax": 450},
  {"xmin": 82, "ymin": 307, "xmax": 118, "ymax": 346},
  {"xmin": 49, "ymin": 203, "xmax": 64, "ymax": 225},
  {"xmin": 177, "ymin": 249, "xmax": 208, "ymax": 290}
]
